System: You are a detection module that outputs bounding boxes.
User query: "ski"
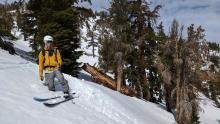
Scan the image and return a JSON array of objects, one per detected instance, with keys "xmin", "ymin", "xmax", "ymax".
[
  {"xmin": 33, "ymin": 92, "xmax": 76, "ymax": 102},
  {"xmin": 43, "ymin": 96, "xmax": 77, "ymax": 107},
  {"xmin": 33, "ymin": 95, "xmax": 61, "ymax": 102}
]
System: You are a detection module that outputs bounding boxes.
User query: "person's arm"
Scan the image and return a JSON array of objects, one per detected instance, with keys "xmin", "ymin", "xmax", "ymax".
[
  {"xmin": 38, "ymin": 51, "xmax": 44, "ymax": 80},
  {"xmin": 56, "ymin": 49, "xmax": 62, "ymax": 68}
]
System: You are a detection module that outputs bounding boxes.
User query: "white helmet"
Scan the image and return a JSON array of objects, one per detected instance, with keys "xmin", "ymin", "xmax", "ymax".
[{"xmin": 43, "ymin": 35, "xmax": 53, "ymax": 43}]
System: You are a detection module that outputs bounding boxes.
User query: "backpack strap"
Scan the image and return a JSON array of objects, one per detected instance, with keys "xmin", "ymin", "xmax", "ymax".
[
  {"xmin": 41, "ymin": 48, "xmax": 58, "ymax": 63},
  {"xmin": 54, "ymin": 48, "xmax": 58, "ymax": 62},
  {"xmin": 42, "ymin": 48, "xmax": 45, "ymax": 56}
]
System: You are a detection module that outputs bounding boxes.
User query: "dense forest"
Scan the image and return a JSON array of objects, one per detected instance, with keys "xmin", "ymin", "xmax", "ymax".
[{"xmin": 0, "ymin": 0, "xmax": 219, "ymax": 124}]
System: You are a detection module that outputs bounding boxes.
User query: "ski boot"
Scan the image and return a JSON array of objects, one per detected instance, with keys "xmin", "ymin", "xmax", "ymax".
[{"xmin": 63, "ymin": 91, "xmax": 73, "ymax": 99}]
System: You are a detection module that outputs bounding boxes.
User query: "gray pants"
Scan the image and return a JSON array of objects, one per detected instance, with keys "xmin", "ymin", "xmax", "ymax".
[{"xmin": 45, "ymin": 69, "xmax": 69, "ymax": 93}]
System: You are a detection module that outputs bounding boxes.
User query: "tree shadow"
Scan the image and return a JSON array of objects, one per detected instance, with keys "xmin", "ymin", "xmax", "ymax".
[
  {"xmin": 217, "ymin": 119, "xmax": 220, "ymax": 124},
  {"xmin": 156, "ymin": 103, "xmax": 176, "ymax": 119},
  {"xmin": 78, "ymin": 71, "xmax": 93, "ymax": 82}
]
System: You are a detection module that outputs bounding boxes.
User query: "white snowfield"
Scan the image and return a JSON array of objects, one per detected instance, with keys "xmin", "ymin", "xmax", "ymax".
[
  {"xmin": 0, "ymin": 49, "xmax": 175, "ymax": 124},
  {"xmin": 199, "ymin": 94, "xmax": 220, "ymax": 124}
]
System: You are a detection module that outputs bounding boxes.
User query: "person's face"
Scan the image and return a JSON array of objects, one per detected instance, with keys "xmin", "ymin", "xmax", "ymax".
[
  {"xmin": 45, "ymin": 41, "xmax": 53, "ymax": 49},
  {"xmin": 46, "ymin": 41, "xmax": 53, "ymax": 45}
]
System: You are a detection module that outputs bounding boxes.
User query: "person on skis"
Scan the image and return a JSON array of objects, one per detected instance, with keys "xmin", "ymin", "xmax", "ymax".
[{"xmin": 38, "ymin": 35, "xmax": 71, "ymax": 96}]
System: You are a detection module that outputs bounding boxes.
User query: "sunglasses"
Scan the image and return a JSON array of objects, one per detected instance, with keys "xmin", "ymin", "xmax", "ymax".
[{"xmin": 46, "ymin": 40, "xmax": 53, "ymax": 43}]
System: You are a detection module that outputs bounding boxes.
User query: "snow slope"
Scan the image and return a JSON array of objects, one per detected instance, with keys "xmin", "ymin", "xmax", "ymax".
[
  {"xmin": 0, "ymin": 49, "xmax": 175, "ymax": 124},
  {"xmin": 11, "ymin": 19, "xmax": 32, "ymax": 52},
  {"xmin": 199, "ymin": 94, "xmax": 220, "ymax": 124}
]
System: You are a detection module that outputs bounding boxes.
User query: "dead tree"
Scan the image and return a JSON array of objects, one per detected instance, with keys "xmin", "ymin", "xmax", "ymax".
[
  {"xmin": 82, "ymin": 63, "xmax": 135, "ymax": 96},
  {"xmin": 115, "ymin": 52, "xmax": 123, "ymax": 91}
]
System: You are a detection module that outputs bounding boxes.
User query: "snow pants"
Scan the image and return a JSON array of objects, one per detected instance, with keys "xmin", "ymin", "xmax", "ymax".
[{"xmin": 45, "ymin": 69, "xmax": 69, "ymax": 93}]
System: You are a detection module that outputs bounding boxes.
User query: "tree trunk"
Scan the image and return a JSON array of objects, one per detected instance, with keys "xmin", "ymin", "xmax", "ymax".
[
  {"xmin": 116, "ymin": 68, "xmax": 123, "ymax": 91},
  {"xmin": 116, "ymin": 52, "xmax": 123, "ymax": 92},
  {"xmin": 176, "ymin": 56, "xmax": 192, "ymax": 124},
  {"xmin": 23, "ymin": 32, "xmax": 27, "ymax": 41},
  {"xmin": 140, "ymin": 44, "xmax": 150, "ymax": 100},
  {"xmin": 133, "ymin": 0, "xmax": 151, "ymax": 100},
  {"xmin": 164, "ymin": 84, "xmax": 173, "ymax": 112},
  {"xmin": 92, "ymin": 33, "xmax": 95, "ymax": 58},
  {"xmin": 82, "ymin": 63, "xmax": 135, "ymax": 96},
  {"xmin": 176, "ymin": 62, "xmax": 181, "ymax": 123}
]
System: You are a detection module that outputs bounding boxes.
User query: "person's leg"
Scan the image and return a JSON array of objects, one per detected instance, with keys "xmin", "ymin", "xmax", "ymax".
[
  {"xmin": 45, "ymin": 72, "xmax": 55, "ymax": 91},
  {"xmin": 54, "ymin": 69, "xmax": 69, "ymax": 93},
  {"xmin": 43, "ymin": 73, "xmax": 48, "ymax": 86}
]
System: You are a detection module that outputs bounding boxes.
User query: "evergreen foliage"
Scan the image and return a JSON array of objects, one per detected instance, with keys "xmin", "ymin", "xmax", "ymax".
[
  {"xmin": 3, "ymin": 0, "xmax": 220, "ymax": 123},
  {"xmin": 206, "ymin": 42, "xmax": 220, "ymax": 107},
  {"xmin": 0, "ymin": 4, "xmax": 13, "ymax": 37},
  {"xmin": 23, "ymin": 0, "xmax": 92, "ymax": 76},
  {"xmin": 96, "ymin": 0, "xmax": 162, "ymax": 100}
]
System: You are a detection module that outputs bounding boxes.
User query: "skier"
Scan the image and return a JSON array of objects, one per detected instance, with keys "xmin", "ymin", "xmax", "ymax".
[{"xmin": 38, "ymin": 35, "xmax": 71, "ymax": 97}]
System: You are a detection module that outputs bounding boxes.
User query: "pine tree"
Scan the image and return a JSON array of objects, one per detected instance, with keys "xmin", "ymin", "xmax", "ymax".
[
  {"xmin": 95, "ymin": 11, "xmax": 114, "ymax": 72},
  {"xmin": 0, "ymin": 3, "xmax": 15, "ymax": 54},
  {"xmin": 108, "ymin": 0, "xmax": 134, "ymax": 91},
  {"xmin": 0, "ymin": 3, "xmax": 13, "ymax": 37},
  {"xmin": 97, "ymin": 0, "xmax": 136, "ymax": 91},
  {"xmin": 26, "ymin": 0, "xmax": 92, "ymax": 76},
  {"xmin": 83, "ymin": 18, "xmax": 98, "ymax": 58},
  {"xmin": 98, "ymin": 32, "xmax": 115, "ymax": 72},
  {"xmin": 96, "ymin": 0, "xmax": 163, "ymax": 99},
  {"xmin": 17, "ymin": 10, "xmax": 36, "ymax": 41},
  {"xmin": 207, "ymin": 42, "xmax": 220, "ymax": 107},
  {"xmin": 155, "ymin": 20, "xmax": 177, "ymax": 112},
  {"xmin": 124, "ymin": 0, "xmax": 161, "ymax": 100},
  {"xmin": 156, "ymin": 20, "xmax": 207, "ymax": 124}
]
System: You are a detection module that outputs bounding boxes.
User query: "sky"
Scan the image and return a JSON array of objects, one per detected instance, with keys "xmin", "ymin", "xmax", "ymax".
[
  {"xmin": 82, "ymin": 0, "xmax": 220, "ymax": 43},
  {"xmin": 152, "ymin": 0, "xmax": 220, "ymax": 43},
  {"xmin": 0, "ymin": 0, "xmax": 14, "ymax": 4},
  {"xmin": 1, "ymin": 0, "xmax": 220, "ymax": 43}
]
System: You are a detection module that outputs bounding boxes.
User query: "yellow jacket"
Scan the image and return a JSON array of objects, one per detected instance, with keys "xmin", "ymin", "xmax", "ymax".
[{"xmin": 38, "ymin": 48, "xmax": 62, "ymax": 78}]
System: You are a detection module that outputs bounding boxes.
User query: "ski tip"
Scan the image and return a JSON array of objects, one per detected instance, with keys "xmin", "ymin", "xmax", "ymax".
[
  {"xmin": 33, "ymin": 97, "xmax": 43, "ymax": 102},
  {"xmin": 43, "ymin": 103, "xmax": 57, "ymax": 107},
  {"xmin": 43, "ymin": 97, "xmax": 75, "ymax": 107}
]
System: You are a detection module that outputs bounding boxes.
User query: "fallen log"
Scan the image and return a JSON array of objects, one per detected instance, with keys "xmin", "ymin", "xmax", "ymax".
[{"xmin": 82, "ymin": 63, "xmax": 135, "ymax": 96}]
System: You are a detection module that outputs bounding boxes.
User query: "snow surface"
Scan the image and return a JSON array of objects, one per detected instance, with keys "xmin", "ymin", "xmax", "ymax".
[
  {"xmin": 11, "ymin": 19, "xmax": 32, "ymax": 52},
  {"xmin": 77, "ymin": 18, "xmax": 99, "ymax": 66},
  {"xmin": 12, "ymin": 37, "xmax": 33, "ymax": 52},
  {"xmin": 0, "ymin": 49, "xmax": 175, "ymax": 124},
  {"xmin": 199, "ymin": 94, "xmax": 220, "ymax": 124}
]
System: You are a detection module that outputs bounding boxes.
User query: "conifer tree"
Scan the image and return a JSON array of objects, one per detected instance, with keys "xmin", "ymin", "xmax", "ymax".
[
  {"xmin": 0, "ymin": 3, "xmax": 13, "ymax": 37},
  {"xmin": 156, "ymin": 20, "xmax": 206, "ymax": 124},
  {"xmin": 96, "ymin": 0, "xmax": 163, "ymax": 99},
  {"xmin": 207, "ymin": 42, "xmax": 220, "ymax": 107},
  {"xmin": 26, "ymin": 0, "xmax": 92, "ymax": 76},
  {"xmin": 125, "ymin": 0, "xmax": 161, "ymax": 100},
  {"xmin": 84, "ymin": 18, "xmax": 98, "ymax": 58},
  {"xmin": 96, "ymin": 11, "xmax": 114, "ymax": 72},
  {"xmin": 97, "ymin": 0, "xmax": 134, "ymax": 90}
]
